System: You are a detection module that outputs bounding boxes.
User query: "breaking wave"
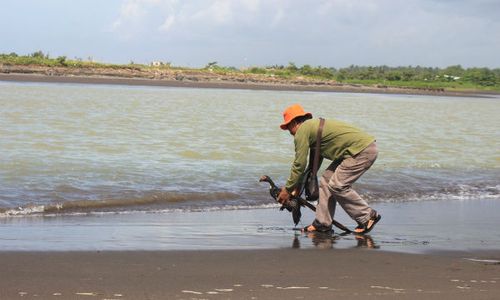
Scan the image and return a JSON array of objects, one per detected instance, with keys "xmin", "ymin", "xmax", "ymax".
[
  {"xmin": 0, "ymin": 191, "xmax": 244, "ymax": 217},
  {"xmin": 1, "ymin": 181, "xmax": 498, "ymax": 217}
]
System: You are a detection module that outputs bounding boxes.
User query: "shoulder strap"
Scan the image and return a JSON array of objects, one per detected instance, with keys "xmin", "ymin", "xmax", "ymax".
[{"xmin": 312, "ymin": 118, "xmax": 325, "ymax": 176}]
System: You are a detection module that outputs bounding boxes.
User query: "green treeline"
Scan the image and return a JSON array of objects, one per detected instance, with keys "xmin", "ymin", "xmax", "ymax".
[
  {"xmin": 0, "ymin": 51, "xmax": 144, "ymax": 70},
  {"xmin": 244, "ymin": 63, "xmax": 500, "ymax": 89},
  {"xmin": 1, "ymin": 51, "xmax": 499, "ymax": 91}
]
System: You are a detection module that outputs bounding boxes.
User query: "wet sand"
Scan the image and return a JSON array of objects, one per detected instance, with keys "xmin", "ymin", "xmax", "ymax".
[
  {"xmin": 2, "ymin": 199, "xmax": 500, "ymax": 252},
  {"xmin": 1, "ymin": 199, "xmax": 500, "ymax": 299},
  {"xmin": 1, "ymin": 249, "xmax": 499, "ymax": 299}
]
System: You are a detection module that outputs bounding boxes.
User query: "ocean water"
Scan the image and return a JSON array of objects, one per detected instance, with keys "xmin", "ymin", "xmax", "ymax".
[{"xmin": 0, "ymin": 81, "xmax": 499, "ymax": 217}]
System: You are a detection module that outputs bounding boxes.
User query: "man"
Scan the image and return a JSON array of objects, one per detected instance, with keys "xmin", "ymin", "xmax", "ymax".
[{"xmin": 277, "ymin": 104, "xmax": 381, "ymax": 234}]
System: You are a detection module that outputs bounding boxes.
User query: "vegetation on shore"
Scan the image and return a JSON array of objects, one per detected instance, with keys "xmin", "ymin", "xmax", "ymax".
[{"xmin": 1, "ymin": 51, "xmax": 499, "ymax": 92}]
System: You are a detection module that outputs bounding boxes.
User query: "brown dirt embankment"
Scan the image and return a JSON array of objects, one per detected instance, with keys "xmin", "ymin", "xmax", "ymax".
[{"xmin": 0, "ymin": 64, "xmax": 496, "ymax": 97}]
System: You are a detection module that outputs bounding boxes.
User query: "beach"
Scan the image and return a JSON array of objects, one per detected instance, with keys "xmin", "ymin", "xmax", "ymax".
[
  {"xmin": 2, "ymin": 199, "xmax": 500, "ymax": 299},
  {"xmin": 1, "ymin": 249, "xmax": 499, "ymax": 300},
  {"xmin": 0, "ymin": 78, "xmax": 499, "ymax": 299}
]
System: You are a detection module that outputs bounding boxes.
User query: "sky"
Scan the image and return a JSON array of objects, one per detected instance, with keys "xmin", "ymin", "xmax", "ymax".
[{"xmin": 1, "ymin": 0, "xmax": 499, "ymax": 68}]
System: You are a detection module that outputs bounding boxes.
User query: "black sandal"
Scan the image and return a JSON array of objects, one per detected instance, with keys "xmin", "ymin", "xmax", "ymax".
[
  {"xmin": 354, "ymin": 212, "xmax": 381, "ymax": 234},
  {"xmin": 302, "ymin": 219, "xmax": 333, "ymax": 233}
]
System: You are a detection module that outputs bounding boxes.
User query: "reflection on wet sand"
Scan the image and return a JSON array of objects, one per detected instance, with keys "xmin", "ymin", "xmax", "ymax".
[{"xmin": 293, "ymin": 233, "xmax": 379, "ymax": 250}]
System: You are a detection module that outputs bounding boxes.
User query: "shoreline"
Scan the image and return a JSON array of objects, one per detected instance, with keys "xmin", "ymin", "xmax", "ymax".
[
  {"xmin": 1, "ymin": 249, "xmax": 499, "ymax": 299},
  {"xmin": 1, "ymin": 72, "xmax": 497, "ymax": 98},
  {"xmin": 2, "ymin": 199, "xmax": 500, "ymax": 253}
]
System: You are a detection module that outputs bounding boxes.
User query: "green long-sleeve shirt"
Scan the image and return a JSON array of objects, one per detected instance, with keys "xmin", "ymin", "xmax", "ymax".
[{"xmin": 285, "ymin": 118, "xmax": 375, "ymax": 191}]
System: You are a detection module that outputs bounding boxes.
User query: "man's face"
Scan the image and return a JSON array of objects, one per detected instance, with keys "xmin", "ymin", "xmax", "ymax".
[{"xmin": 287, "ymin": 120, "xmax": 298, "ymax": 136}]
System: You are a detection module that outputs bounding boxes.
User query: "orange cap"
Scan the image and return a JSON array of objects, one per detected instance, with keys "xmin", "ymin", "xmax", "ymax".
[{"xmin": 280, "ymin": 104, "xmax": 312, "ymax": 130}]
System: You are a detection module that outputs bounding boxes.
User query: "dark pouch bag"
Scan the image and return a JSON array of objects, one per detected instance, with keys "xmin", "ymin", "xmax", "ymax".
[
  {"xmin": 304, "ymin": 118, "xmax": 325, "ymax": 201},
  {"xmin": 304, "ymin": 169, "xmax": 319, "ymax": 201}
]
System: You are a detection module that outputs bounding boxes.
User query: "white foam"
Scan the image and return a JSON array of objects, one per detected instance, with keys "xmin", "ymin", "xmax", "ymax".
[
  {"xmin": 0, "ymin": 205, "xmax": 45, "ymax": 217},
  {"xmin": 464, "ymin": 258, "xmax": 500, "ymax": 264}
]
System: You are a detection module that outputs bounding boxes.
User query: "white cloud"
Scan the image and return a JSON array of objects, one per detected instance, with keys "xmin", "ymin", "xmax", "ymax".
[
  {"xmin": 270, "ymin": 9, "xmax": 284, "ymax": 27},
  {"xmin": 112, "ymin": 0, "xmax": 282, "ymax": 37},
  {"xmin": 159, "ymin": 14, "xmax": 175, "ymax": 31},
  {"xmin": 188, "ymin": 0, "xmax": 232, "ymax": 24},
  {"xmin": 210, "ymin": 0, "xmax": 232, "ymax": 24},
  {"xmin": 4, "ymin": 0, "xmax": 497, "ymax": 67},
  {"xmin": 112, "ymin": 0, "xmax": 179, "ymax": 36},
  {"xmin": 241, "ymin": 0, "xmax": 260, "ymax": 12},
  {"xmin": 107, "ymin": 0, "xmax": 500, "ymax": 67}
]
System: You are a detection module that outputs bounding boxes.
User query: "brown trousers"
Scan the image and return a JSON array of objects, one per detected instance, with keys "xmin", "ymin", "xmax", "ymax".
[{"xmin": 316, "ymin": 142, "xmax": 378, "ymax": 226}]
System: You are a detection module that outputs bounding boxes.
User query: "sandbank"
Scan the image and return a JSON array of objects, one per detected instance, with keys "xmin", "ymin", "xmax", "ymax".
[{"xmin": 1, "ymin": 73, "xmax": 497, "ymax": 98}]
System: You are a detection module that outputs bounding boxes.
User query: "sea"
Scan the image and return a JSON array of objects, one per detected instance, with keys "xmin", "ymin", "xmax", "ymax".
[{"xmin": 0, "ymin": 81, "xmax": 499, "ymax": 252}]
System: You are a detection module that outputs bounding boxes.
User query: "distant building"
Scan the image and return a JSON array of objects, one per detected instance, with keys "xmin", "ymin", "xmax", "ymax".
[
  {"xmin": 150, "ymin": 61, "xmax": 171, "ymax": 68},
  {"xmin": 443, "ymin": 74, "xmax": 461, "ymax": 81}
]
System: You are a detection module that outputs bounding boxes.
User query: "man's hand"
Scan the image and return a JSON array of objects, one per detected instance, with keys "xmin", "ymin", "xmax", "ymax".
[{"xmin": 277, "ymin": 187, "xmax": 290, "ymax": 205}]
